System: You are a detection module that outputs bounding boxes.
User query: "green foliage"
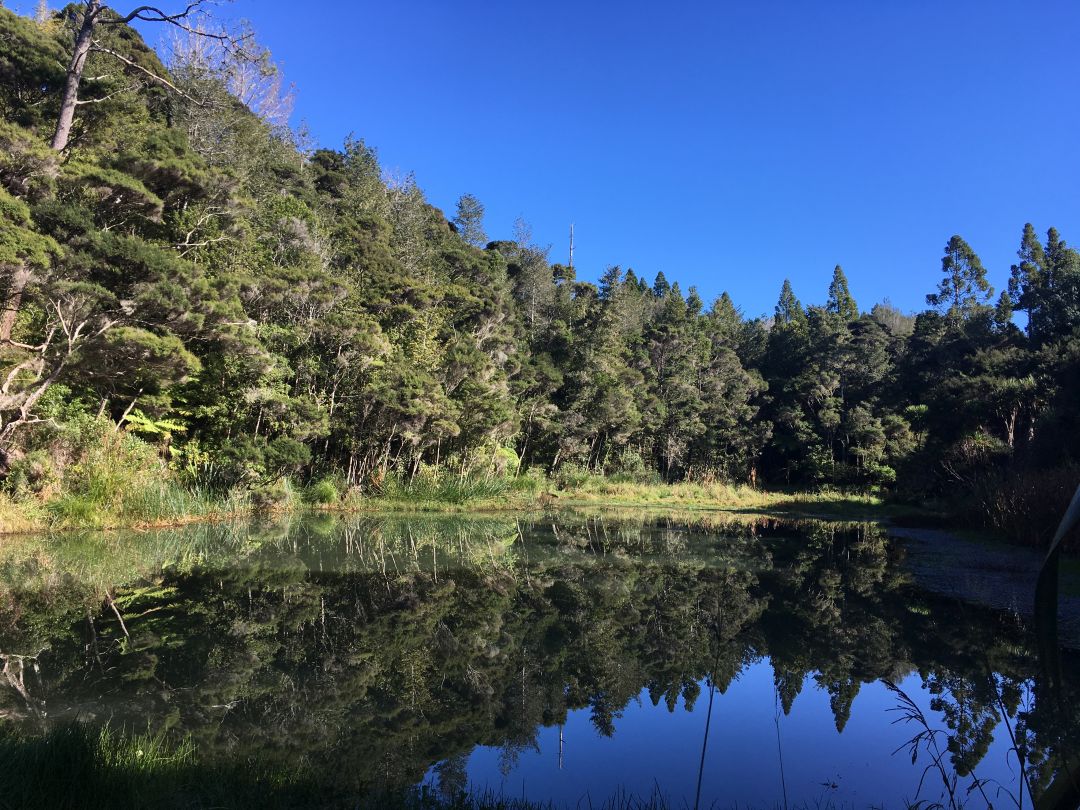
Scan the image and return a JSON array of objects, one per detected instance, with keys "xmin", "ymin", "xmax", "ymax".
[
  {"xmin": 555, "ymin": 462, "xmax": 597, "ymax": 490},
  {"xmin": 826, "ymin": 264, "xmax": 859, "ymax": 321},
  {"xmin": 0, "ymin": 186, "xmax": 61, "ymax": 268},
  {"xmin": 607, "ymin": 447, "xmax": 655, "ymax": 483},
  {"xmin": 249, "ymin": 477, "xmax": 299, "ymax": 510},
  {"xmin": 452, "ymin": 192, "xmax": 487, "ymax": 248},
  {"xmin": 123, "ymin": 408, "xmax": 187, "ymax": 439},
  {"xmin": 377, "ymin": 469, "xmax": 512, "ymax": 505},
  {"xmin": 1, "ymin": 449, "xmax": 56, "ymax": 496},
  {"xmin": 926, "ymin": 235, "xmax": 994, "ymax": 318},
  {"xmin": 303, "ymin": 476, "xmax": 340, "ymax": 505},
  {"xmin": 0, "ymin": 7, "xmax": 67, "ymax": 129},
  {"xmin": 509, "ymin": 468, "xmax": 546, "ymax": 494}
]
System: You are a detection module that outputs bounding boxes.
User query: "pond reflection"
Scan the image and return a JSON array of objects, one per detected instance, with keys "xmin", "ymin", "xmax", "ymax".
[{"xmin": 0, "ymin": 512, "xmax": 1077, "ymax": 808}]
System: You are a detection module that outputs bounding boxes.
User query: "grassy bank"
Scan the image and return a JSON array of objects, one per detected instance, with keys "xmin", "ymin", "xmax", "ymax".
[
  {"xmin": 0, "ymin": 472, "xmax": 919, "ymax": 537},
  {"xmin": 0, "ymin": 485, "xmax": 261, "ymax": 536}
]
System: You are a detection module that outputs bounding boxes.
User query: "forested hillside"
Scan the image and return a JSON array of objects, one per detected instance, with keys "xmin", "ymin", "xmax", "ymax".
[{"xmin": 1, "ymin": 7, "xmax": 1078, "ymax": 534}]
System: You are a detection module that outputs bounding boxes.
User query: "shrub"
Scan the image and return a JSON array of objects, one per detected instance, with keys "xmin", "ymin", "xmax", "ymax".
[
  {"xmin": 303, "ymin": 477, "xmax": 340, "ymax": 505},
  {"xmin": 606, "ymin": 448, "xmax": 654, "ymax": 483},
  {"xmin": 491, "ymin": 446, "xmax": 520, "ymax": 477},
  {"xmin": 555, "ymin": 462, "xmax": 593, "ymax": 490},
  {"xmin": 46, "ymin": 493, "xmax": 101, "ymax": 526},
  {"xmin": 249, "ymin": 478, "xmax": 298, "ymax": 511},
  {"xmin": 509, "ymin": 469, "xmax": 547, "ymax": 494},
  {"xmin": 2, "ymin": 450, "xmax": 57, "ymax": 496}
]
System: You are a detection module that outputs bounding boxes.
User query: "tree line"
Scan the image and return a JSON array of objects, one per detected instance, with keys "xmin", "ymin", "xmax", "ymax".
[{"xmin": 0, "ymin": 5, "xmax": 1078, "ymax": 513}]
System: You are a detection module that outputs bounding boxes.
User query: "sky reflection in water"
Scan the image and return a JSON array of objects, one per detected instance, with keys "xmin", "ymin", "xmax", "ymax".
[{"xmin": 449, "ymin": 665, "xmax": 1021, "ymax": 809}]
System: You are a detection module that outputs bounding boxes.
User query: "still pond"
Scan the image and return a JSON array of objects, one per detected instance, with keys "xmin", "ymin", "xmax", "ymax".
[{"xmin": 1, "ymin": 512, "xmax": 1077, "ymax": 808}]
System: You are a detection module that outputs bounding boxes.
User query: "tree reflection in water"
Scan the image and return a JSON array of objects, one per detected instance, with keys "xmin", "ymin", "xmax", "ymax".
[{"xmin": 0, "ymin": 512, "xmax": 1076, "ymax": 807}]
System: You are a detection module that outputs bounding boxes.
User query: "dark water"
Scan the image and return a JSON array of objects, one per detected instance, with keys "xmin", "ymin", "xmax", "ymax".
[{"xmin": 0, "ymin": 512, "xmax": 1077, "ymax": 808}]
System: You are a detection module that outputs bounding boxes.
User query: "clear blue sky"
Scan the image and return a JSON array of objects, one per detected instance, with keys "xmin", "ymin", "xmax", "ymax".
[{"xmin": 113, "ymin": 1, "xmax": 1080, "ymax": 315}]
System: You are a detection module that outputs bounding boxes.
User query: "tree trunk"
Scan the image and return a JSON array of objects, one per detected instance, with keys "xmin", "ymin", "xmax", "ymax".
[
  {"xmin": 51, "ymin": 0, "xmax": 102, "ymax": 152},
  {"xmin": 1004, "ymin": 407, "xmax": 1018, "ymax": 450},
  {"xmin": 0, "ymin": 264, "xmax": 31, "ymax": 343}
]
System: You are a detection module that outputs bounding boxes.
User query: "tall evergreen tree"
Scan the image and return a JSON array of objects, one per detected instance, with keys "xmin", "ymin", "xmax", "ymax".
[
  {"xmin": 775, "ymin": 279, "xmax": 806, "ymax": 326},
  {"xmin": 452, "ymin": 193, "xmax": 488, "ymax": 248},
  {"xmin": 1008, "ymin": 223, "xmax": 1047, "ymax": 339},
  {"xmin": 1042, "ymin": 227, "xmax": 1080, "ymax": 340},
  {"xmin": 826, "ymin": 265, "xmax": 859, "ymax": 321},
  {"xmin": 926, "ymin": 235, "xmax": 993, "ymax": 319}
]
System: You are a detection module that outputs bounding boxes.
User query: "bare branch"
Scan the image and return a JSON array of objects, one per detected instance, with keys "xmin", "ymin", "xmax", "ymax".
[
  {"xmin": 2, "ymin": 360, "xmax": 42, "ymax": 399},
  {"xmin": 117, "ymin": 2, "xmax": 202, "ymax": 24},
  {"xmin": 2, "ymin": 338, "xmax": 51, "ymax": 352},
  {"xmin": 74, "ymin": 81, "xmax": 143, "ymax": 104},
  {"xmin": 90, "ymin": 42, "xmax": 207, "ymax": 106}
]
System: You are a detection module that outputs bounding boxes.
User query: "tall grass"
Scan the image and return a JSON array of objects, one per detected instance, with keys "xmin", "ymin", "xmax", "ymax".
[
  {"xmin": 0, "ymin": 491, "xmax": 43, "ymax": 533},
  {"xmin": 551, "ymin": 476, "xmax": 885, "ymax": 514},
  {"xmin": 973, "ymin": 465, "xmax": 1080, "ymax": 551},
  {"xmin": 376, "ymin": 469, "xmax": 513, "ymax": 506}
]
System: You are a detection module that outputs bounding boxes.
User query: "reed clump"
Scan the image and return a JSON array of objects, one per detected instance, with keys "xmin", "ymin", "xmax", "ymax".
[{"xmin": 971, "ymin": 465, "xmax": 1080, "ymax": 551}]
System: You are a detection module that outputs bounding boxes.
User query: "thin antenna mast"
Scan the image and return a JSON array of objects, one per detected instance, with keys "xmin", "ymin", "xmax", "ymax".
[{"xmin": 568, "ymin": 223, "xmax": 574, "ymax": 270}]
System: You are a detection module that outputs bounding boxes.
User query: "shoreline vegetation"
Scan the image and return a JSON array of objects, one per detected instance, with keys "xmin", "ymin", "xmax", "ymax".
[
  {"xmin": 0, "ymin": 479, "xmax": 905, "ymax": 534},
  {"xmin": 0, "ymin": 432, "xmax": 937, "ymax": 540}
]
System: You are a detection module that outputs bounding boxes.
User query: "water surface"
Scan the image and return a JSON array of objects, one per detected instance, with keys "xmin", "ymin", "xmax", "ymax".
[{"xmin": 1, "ymin": 512, "xmax": 1076, "ymax": 808}]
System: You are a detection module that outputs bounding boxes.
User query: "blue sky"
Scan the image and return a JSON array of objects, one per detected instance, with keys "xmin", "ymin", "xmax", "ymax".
[{"xmin": 41, "ymin": 0, "xmax": 1080, "ymax": 317}]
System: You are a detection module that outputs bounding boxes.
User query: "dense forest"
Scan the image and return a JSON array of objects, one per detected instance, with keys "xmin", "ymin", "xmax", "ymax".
[{"xmin": 1, "ymin": 6, "xmax": 1078, "ymax": 533}]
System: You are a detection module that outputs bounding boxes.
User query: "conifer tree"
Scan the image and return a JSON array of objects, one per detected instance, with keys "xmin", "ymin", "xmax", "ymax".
[
  {"xmin": 1008, "ymin": 223, "xmax": 1047, "ymax": 339},
  {"xmin": 826, "ymin": 265, "xmax": 859, "ymax": 321},
  {"xmin": 926, "ymin": 235, "xmax": 993, "ymax": 319},
  {"xmin": 775, "ymin": 279, "xmax": 806, "ymax": 326},
  {"xmin": 452, "ymin": 193, "xmax": 487, "ymax": 248}
]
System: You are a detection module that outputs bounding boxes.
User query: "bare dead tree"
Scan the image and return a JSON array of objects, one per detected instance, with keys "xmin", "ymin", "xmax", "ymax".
[
  {"xmin": 164, "ymin": 21, "xmax": 294, "ymax": 128},
  {"xmin": 50, "ymin": 0, "xmax": 237, "ymax": 152}
]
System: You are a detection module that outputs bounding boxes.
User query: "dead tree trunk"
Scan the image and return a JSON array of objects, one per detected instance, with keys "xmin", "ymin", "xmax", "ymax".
[
  {"xmin": 51, "ymin": 0, "xmax": 102, "ymax": 152},
  {"xmin": 0, "ymin": 264, "xmax": 31, "ymax": 342}
]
